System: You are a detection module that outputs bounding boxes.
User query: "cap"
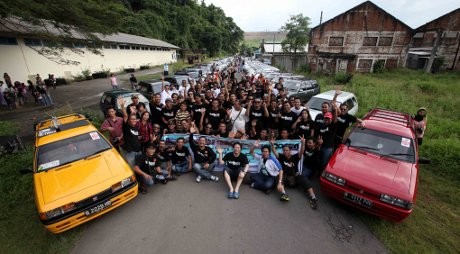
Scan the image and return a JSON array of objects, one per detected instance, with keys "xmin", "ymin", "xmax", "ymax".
[
  {"xmin": 417, "ymin": 107, "xmax": 427, "ymax": 113},
  {"xmin": 131, "ymin": 94, "xmax": 138, "ymax": 99},
  {"xmin": 324, "ymin": 112, "xmax": 333, "ymax": 119}
]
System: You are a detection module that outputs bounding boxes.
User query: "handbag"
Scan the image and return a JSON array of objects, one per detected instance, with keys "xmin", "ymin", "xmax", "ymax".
[{"xmin": 227, "ymin": 109, "xmax": 242, "ymax": 131}]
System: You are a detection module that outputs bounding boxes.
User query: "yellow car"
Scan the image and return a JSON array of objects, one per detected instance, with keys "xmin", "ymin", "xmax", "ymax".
[{"xmin": 31, "ymin": 114, "xmax": 138, "ymax": 233}]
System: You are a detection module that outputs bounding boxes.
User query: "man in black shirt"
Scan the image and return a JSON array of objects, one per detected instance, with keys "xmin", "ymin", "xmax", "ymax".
[
  {"xmin": 171, "ymin": 137, "xmax": 192, "ymax": 175},
  {"xmin": 335, "ymin": 103, "xmax": 362, "ymax": 150},
  {"xmin": 270, "ymin": 137, "xmax": 318, "ymax": 208},
  {"xmin": 133, "ymin": 144, "xmax": 157, "ymax": 194},
  {"xmin": 316, "ymin": 112, "xmax": 337, "ymax": 169},
  {"xmin": 302, "ymin": 136, "xmax": 322, "ymax": 178},
  {"xmin": 150, "ymin": 93, "xmax": 163, "ymax": 126},
  {"xmin": 161, "ymin": 98, "xmax": 176, "ymax": 126},
  {"xmin": 118, "ymin": 97, "xmax": 142, "ymax": 169},
  {"xmin": 205, "ymin": 99, "xmax": 226, "ymax": 130},
  {"xmin": 245, "ymin": 97, "xmax": 269, "ymax": 130},
  {"xmin": 217, "ymin": 142, "xmax": 249, "ymax": 199},
  {"xmin": 191, "ymin": 94, "xmax": 207, "ymax": 127},
  {"xmin": 189, "ymin": 123, "xmax": 219, "ymax": 183},
  {"xmin": 279, "ymin": 100, "xmax": 297, "ymax": 133}
]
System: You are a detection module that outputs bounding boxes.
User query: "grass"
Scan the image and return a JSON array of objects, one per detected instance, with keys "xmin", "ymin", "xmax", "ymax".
[{"xmin": 304, "ymin": 69, "xmax": 460, "ymax": 253}]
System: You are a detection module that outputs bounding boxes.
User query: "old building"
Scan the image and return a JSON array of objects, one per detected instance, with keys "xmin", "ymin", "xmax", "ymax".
[
  {"xmin": 308, "ymin": 1, "xmax": 413, "ymax": 74},
  {"xmin": 407, "ymin": 8, "xmax": 460, "ymax": 71},
  {"xmin": 0, "ymin": 18, "xmax": 179, "ymax": 82}
]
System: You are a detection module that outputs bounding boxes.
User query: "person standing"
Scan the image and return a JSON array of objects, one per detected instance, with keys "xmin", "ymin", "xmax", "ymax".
[
  {"xmin": 100, "ymin": 107, "xmax": 124, "ymax": 152},
  {"xmin": 217, "ymin": 142, "xmax": 249, "ymax": 199},
  {"xmin": 414, "ymin": 107, "xmax": 427, "ymax": 145},
  {"xmin": 118, "ymin": 97, "xmax": 142, "ymax": 168},
  {"xmin": 163, "ymin": 63, "xmax": 169, "ymax": 76},
  {"xmin": 110, "ymin": 73, "xmax": 119, "ymax": 90},
  {"xmin": 129, "ymin": 74, "xmax": 138, "ymax": 91}
]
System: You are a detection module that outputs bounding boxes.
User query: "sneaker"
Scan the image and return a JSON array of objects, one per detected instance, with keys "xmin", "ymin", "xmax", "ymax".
[
  {"xmin": 309, "ymin": 198, "xmax": 318, "ymax": 210},
  {"xmin": 195, "ymin": 175, "xmax": 202, "ymax": 183},
  {"xmin": 162, "ymin": 179, "xmax": 168, "ymax": 184},
  {"xmin": 210, "ymin": 175, "xmax": 219, "ymax": 182},
  {"xmin": 227, "ymin": 191, "xmax": 234, "ymax": 199},
  {"xmin": 233, "ymin": 192, "xmax": 240, "ymax": 199},
  {"xmin": 280, "ymin": 193, "xmax": 290, "ymax": 201}
]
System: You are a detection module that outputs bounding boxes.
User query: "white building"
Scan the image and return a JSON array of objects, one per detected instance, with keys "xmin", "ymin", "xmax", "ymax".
[{"xmin": 0, "ymin": 19, "xmax": 179, "ymax": 82}]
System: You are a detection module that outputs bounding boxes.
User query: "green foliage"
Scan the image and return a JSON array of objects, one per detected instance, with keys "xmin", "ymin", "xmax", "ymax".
[
  {"xmin": 372, "ymin": 60, "xmax": 385, "ymax": 73},
  {"xmin": 280, "ymin": 14, "xmax": 310, "ymax": 53},
  {"xmin": 0, "ymin": 121, "xmax": 17, "ymax": 135},
  {"xmin": 334, "ymin": 71, "xmax": 353, "ymax": 84}
]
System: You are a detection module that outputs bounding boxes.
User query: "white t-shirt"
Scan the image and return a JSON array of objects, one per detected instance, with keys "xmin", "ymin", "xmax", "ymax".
[
  {"xmin": 229, "ymin": 107, "xmax": 248, "ymax": 133},
  {"xmin": 160, "ymin": 90, "xmax": 171, "ymax": 105},
  {"xmin": 291, "ymin": 106, "xmax": 306, "ymax": 116}
]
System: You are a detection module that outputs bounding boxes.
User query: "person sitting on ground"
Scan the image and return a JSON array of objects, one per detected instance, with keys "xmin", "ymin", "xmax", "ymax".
[
  {"xmin": 189, "ymin": 123, "xmax": 219, "ymax": 183},
  {"xmin": 217, "ymin": 142, "xmax": 249, "ymax": 199},
  {"xmin": 249, "ymin": 143, "xmax": 281, "ymax": 194},
  {"xmin": 133, "ymin": 143, "xmax": 157, "ymax": 194},
  {"xmin": 155, "ymin": 140, "xmax": 176, "ymax": 183},
  {"xmin": 171, "ymin": 137, "xmax": 192, "ymax": 175}
]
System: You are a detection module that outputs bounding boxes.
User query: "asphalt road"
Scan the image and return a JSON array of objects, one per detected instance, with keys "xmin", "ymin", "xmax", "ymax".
[{"xmin": 1, "ymin": 70, "xmax": 387, "ymax": 254}]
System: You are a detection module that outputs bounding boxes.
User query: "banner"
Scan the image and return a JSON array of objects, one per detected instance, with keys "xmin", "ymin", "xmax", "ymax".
[{"xmin": 162, "ymin": 134, "xmax": 302, "ymax": 173}]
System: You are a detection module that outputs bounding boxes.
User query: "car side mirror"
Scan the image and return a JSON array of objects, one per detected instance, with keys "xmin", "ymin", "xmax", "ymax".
[
  {"xmin": 418, "ymin": 157, "xmax": 431, "ymax": 164},
  {"xmin": 19, "ymin": 167, "xmax": 33, "ymax": 174}
]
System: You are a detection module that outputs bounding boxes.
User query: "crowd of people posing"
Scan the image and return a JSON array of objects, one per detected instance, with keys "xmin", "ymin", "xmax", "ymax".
[
  {"xmin": 0, "ymin": 72, "xmax": 55, "ymax": 110},
  {"xmin": 100, "ymin": 60, "xmax": 362, "ymax": 209}
]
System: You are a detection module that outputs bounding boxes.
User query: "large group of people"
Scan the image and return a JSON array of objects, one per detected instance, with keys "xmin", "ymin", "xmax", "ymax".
[
  {"xmin": 99, "ymin": 58, "xmax": 366, "ymax": 210},
  {"xmin": 0, "ymin": 72, "xmax": 55, "ymax": 110}
]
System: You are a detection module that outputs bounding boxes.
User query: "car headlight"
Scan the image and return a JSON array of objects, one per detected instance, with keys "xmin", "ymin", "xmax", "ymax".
[
  {"xmin": 40, "ymin": 202, "xmax": 76, "ymax": 220},
  {"xmin": 111, "ymin": 175, "xmax": 136, "ymax": 192},
  {"xmin": 322, "ymin": 171, "xmax": 346, "ymax": 186},
  {"xmin": 380, "ymin": 194, "xmax": 413, "ymax": 209}
]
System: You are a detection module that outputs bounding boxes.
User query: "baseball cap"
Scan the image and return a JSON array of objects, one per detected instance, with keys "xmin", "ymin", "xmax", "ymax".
[{"xmin": 324, "ymin": 112, "xmax": 333, "ymax": 119}]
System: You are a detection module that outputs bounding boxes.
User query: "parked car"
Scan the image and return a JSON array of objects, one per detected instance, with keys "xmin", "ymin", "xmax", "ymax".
[
  {"xmin": 320, "ymin": 108, "xmax": 429, "ymax": 221},
  {"xmin": 164, "ymin": 75, "xmax": 190, "ymax": 86},
  {"xmin": 24, "ymin": 114, "xmax": 138, "ymax": 233},
  {"xmin": 100, "ymin": 89, "xmax": 150, "ymax": 117},
  {"xmin": 137, "ymin": 80, "xmax": 170, "ymax": 98},
  {"xmin": 284, "ymin": 79, "xmax": 320, "ymax": 102},
  {"xmin": 306, "ymin": 90, "xmax": 358, "ymax": 120}
]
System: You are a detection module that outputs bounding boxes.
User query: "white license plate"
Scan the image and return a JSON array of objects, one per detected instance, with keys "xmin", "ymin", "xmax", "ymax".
[
  {"xmin": 344, "ymin": 192, "xmax": 373, "ymax": 208},
  {"xmin": 84, "ymin": 200, "xmax": 112, "ymax": 216}
]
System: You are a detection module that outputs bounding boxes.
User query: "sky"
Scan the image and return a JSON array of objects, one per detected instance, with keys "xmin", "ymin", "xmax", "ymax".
[{"xmin": 203, "ymin": 0, "xmax": 459, "ymax": 31}]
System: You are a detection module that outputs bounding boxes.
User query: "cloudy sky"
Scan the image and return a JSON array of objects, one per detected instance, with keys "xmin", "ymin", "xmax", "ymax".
[{"xmin": 204, "ymin": 0, "xmax": 459, "ymax": 31}]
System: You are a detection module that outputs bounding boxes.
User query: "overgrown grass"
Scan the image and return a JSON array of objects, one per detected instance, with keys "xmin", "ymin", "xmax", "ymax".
[{"xmin": 306, "ymin": 69, "xmax": 460, "ymax": 253}]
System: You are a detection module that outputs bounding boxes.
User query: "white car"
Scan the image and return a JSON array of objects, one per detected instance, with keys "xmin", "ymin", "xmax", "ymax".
[{"xmin": 306, "ymin": 90, "xmax": 358, "ymax": 120}]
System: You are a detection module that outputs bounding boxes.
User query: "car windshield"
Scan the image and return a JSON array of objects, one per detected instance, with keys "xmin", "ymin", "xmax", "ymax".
[
  {"xmin": 283, "ymin": 80, "xmax": 300, "ymax": 91},
  {"xmin": 347, "ymin": 128, "xmax": 415, "ymax": 163},
  {"xmin": 307, "ymin": 97, "xmax": 331, "ymax": 111},
  {"xmin": 36, "ymin": 132, "xmax": 111, "ymax": 171}
]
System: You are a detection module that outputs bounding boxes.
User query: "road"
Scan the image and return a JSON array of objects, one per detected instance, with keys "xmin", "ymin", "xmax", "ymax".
[{"xmin": 1, "ymin": 69, "xmax": 387, "ymax": 254}]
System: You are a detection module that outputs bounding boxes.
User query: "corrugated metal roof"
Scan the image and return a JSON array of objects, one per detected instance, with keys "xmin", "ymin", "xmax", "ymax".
[{"xmin": 0, "ymin": 17, "xmax": 179, "ymax": 49}]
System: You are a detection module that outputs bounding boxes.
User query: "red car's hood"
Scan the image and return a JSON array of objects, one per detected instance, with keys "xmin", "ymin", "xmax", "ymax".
[{"xmin": 327, "ymin": 146, "xmax": 416, "ymax": 199}]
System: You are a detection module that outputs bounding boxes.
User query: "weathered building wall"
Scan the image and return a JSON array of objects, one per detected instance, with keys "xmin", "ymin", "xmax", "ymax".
[
  {"xmin": 308, "ymin": 1, "xmax": 413, "ymax": 74},
  {"xmin": 411, "ymin": 9, "xmax": 460, "ymax": 71},
  {"xmin": 272, "ymin": 54, "xmax": 307, "ymax": 72}
]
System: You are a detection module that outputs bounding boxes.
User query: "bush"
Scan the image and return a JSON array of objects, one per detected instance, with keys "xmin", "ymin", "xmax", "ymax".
[
  {"xmin": 373, "ymin": 60, "xmax": 385, "ymax": 73},
  {"xmin": 140, "ymin": 65, "xmax": 150, "ymax": 70},
  {"xmin": 334, "ymin": 71, "xmax": 353, "ymax": 84},
  {"xmin": 124, "ymin": 68, "xmax": 135, "ymax": 73},
  {"xmin": 92, "ymin": 71, "xmax": 108, "ymax": 79}
]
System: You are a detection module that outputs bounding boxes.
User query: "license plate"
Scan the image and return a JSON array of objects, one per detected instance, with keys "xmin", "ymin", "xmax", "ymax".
[
  {"xmin": 84, "ymin": 200, "xmax": 112, "ymax": 216},
  {"xmin": 344, "ymin": 192, "xmax": 373, "ymax": 208}
]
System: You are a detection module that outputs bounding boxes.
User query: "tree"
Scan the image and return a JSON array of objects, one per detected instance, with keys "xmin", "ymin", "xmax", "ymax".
[{"xmin": 280, "ymin": 14, "xmax": 310, "ymax": 53}]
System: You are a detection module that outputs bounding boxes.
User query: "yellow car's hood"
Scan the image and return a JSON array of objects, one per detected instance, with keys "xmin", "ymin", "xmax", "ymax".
[{"xmin": 36, "ymin": 151, "xmax": 124, "ymax": 204}]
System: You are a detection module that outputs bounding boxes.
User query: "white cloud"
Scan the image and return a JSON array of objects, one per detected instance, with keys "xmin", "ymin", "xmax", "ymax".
[{"xmin": 204, "ymin": 0, "xmax": 459, "ymax": 31}]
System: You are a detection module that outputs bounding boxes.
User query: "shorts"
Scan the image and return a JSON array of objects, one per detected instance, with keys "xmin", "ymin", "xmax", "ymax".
[{"xmin": 224, "ymin": 166, "xmax": 243, "ymax": 181}]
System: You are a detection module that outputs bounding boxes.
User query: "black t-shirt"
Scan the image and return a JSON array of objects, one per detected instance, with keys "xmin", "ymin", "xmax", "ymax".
[
  {"xmin": 268, "ymin": 107, "xmax": 280, "ymax": 127},
  {"xmin": 223, "ymin": 152, "xmax": 249, "ymax": 171},
  {"xmin": 191, "ymin": 103, "xmax": 206, "ymax": 126},
  {"xmin": 222, "ymin": 100, "xmax": 233, "ymax": 110},
  {"xmin": 316, "ymin": 122, "xmax": 337, "ymax": 148},
  {"xmin": 249, "ymin": 107, "xmax": 265, "ymax": 122},
  {"xmin": 303, "ymin": 148, "xmax": 321, "ymax": 171},
  {"xmin": 314, "ymin": 113, "xmax": 325, "ymax": 125},
  {"xmin": 336, "ymin": 114, "xmax": 357, "ymax": 138},
  {"xmin": 296, "ymin": 119, "xmax": 315, "ymax": 137},
  {"xmin": 121, "ymin": 122, "xmax": 141, "ymax": 152},
  {"xmin": 171, "ymin": 146, "xmax": 190, "ymax": 164},
  {"xmin": 161, "ymin": 107, "xmax": 176, "ymax": 122},
  {"xmin": 278, "ymin": 153, "xmax": 300, "ymax": 177},
  {"xmin": 150, "ymin": 103, "xmax": 163, "ymax": 125},
  {"xmin": 206, "ymin": 107, "xmax": 226, "ymax": 129},
  {"xmin": 135, "ymin": 154, "xmax": 156, "ymax": 175},
  {"xmin": 189, "ymin": 134, "xmax": 216, "ymax": 164},
  {"xmin": 156, "ymin": 149, "xmax": 171, "ymax": 163},
  {"xmin": 279, "ymin": 111, "xmax": 297, "ymax": 131}
]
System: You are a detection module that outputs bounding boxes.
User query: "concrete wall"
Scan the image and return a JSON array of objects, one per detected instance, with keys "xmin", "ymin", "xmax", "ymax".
[{"xmin": 0, "ymin": 37, "xmax": 177, "ymax": 82}]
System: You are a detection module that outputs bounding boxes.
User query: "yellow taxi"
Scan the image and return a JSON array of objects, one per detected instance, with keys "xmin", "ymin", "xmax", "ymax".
[{"xmin": 32, "ymin": 114, "xmax": 138, "ymax": 233}]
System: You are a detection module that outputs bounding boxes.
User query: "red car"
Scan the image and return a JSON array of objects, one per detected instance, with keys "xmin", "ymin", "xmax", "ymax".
[{"xmin": 320, "ymin": 108, "xmax": 429, "ymax": 222}]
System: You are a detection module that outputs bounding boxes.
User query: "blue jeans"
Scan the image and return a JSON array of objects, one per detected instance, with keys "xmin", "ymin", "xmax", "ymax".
[
  {"xmin": 137, "ymin": 173, "xmax": 154, "ymax": 186},
  {"xmin": 193, "ymin": 162, "xmax": 216, "ymax": 179},
  {"xmin": 320, "ymin": 147, "xmax": 333, "ymax": 169},
  {"xmin": 172, "ymin": 161, "xmax": 189, "ymax": 173},
  {"xmin": 250, "ymin": 173, "xmax": 275, "ymax": 192},
  {"xmin": 120, "ymin": 148, "xmax": 142, "ymax": 169}
]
